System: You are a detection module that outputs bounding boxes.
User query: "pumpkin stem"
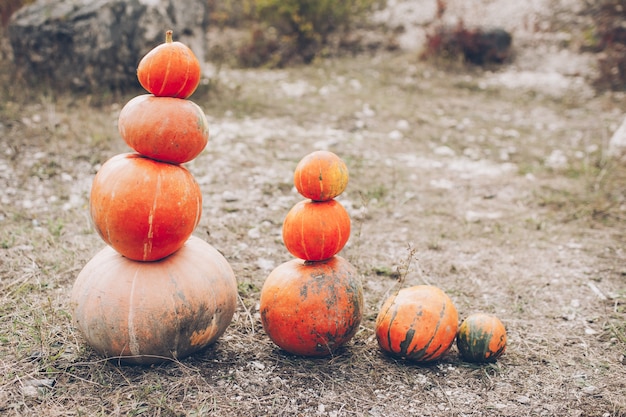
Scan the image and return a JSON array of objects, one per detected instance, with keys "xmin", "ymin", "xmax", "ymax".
[{"xmin": 165, "ymin": 30, "xmax": 173, "ymax": 43}]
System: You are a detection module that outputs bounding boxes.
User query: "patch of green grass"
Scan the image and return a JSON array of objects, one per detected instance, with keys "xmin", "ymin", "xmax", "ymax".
[
  {"xmin": 237, "ymin": 280, "xmax": 260, "ymax": 296},
  {"xmin": 362, "ymin": 184, "xmax": 387, "ymax": 202}
]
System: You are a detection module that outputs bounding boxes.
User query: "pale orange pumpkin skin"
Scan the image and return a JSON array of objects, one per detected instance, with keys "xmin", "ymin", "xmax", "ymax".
[
  {"xmin": 89, "ymin": 153, "xmax": 202, "ymax": 261},
  {"xmin": 375, "ymin": 285, "xmax": 459, "ymax": 362},
  {"xmin": 118, "ymin": 94, "xmax": 209, "ymax": 164},
  {"xmin": 282, "ymin": 199, "xmax": 350, "ymax": 261},
  {"xmin": 70, "ymin": 236, "xmax": 238, "ymax": 365},
  {"xmin": 457, "ymin": 313, "xmax": 507, "ymax": 363},
  {"xmin": 260, "ymin": 256, "xmax": 363, "ymax": 357},
  {"xmin": 137, "ymin": 30, "xmax": 201, "ymax": 99},
  {"xmin": 294, "ymin": 150, "xmax": 349, "ymax": 201}
]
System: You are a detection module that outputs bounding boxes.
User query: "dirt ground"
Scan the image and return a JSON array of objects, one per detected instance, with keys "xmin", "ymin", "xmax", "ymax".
[{"xmin": 1, "ymin": 1, "xmax": 626, "ymax": 416}]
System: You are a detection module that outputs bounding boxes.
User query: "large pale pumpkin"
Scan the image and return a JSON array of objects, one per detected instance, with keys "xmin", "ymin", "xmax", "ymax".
[
  {"xmin": 293, "ymin": 150, "xmax": 349, "ymax": 201},
  {"xmin": 70, "ymin": 236, "xmax": 238, "ymax": 365},
  {"xmin": 260, "ymin": 256, "xmax": 363, "ymax": 357},
  {"xmin": 457, "ymin": 313, "xmax": 507, "ymax": 363},
  {"xmin": 375, "ymin": 285, "xmax": 458, "ymax": 362},
  {"xmin": 137, "ymin": 30, "xmax": 201, "ymax": 99},
  {"xmin": 118, "ymin": 94, "xmax": 209, "ymax": 164},
  {"xmin": 90, "ymin": 153, "xmax": 202, "ymax": 261},
  {"xmin": 282, "ymin": 199, "xmax": 350, "ymax": 261}
]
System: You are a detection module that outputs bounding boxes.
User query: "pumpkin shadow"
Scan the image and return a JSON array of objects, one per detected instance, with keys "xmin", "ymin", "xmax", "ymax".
[{"xmin": 375, "ymin": 348, "xmax": 461, "ymax": 370}]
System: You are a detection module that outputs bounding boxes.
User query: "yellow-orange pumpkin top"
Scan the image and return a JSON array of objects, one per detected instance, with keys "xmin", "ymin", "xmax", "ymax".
[
  {"xmin": 293, "ymin": 150, "xmax": 349, "ymax": 201},
  {"xmin": 137, "ymin": 30, "xmax": 201, "ymax": 99}
]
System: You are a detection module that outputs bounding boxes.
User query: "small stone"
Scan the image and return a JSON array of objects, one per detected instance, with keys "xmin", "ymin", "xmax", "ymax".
[
  {"xmin": 222, "ymin": 191, "xmax": 239, "ymax": 202},
  {"xmin": 433, "ymin": 145, "xmax": 456, "ymax": 157},
  {"xmin": 389, "ymin": 130, "xmax": 403, "ymax": 140},
  {"xmin": 256, "ymin": 258, "xmax": 274, "ymax": 271},
  {"xmin": 584, "ymin": 327, "xmax": 597, "ymax": 335},
  {"xmin": 517, "ymin": 395, "xmax": 531, "ymax": 404},
  {"xmin": 581, "ymin": 385, "xmax": 598, "ymax": 395},
  {"xmin": 21, "ymin": 386, "xmax": 39, "ymax": 398},
  {"xmin": 396, "ymin": 119, "xmax": 410, "ymax": 130}
]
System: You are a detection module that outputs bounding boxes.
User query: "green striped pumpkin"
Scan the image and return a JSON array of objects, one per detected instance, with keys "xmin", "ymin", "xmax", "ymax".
[
  {"xmin": 457, "ymin": 313, "xmax": 507, "ymax": 362},
  {"xmin": 375, "ymin": 285, "xmax": 458, "ymax": 362}
]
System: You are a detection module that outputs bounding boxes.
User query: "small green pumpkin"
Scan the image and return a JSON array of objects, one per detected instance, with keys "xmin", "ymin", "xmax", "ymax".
[{"xmin": 457, "ymin": 313, "xmax": 507, "ymax": 363}]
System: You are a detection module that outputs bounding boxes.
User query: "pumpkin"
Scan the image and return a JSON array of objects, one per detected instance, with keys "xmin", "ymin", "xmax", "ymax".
[
  {"xmin": 137, "ymin": 30, "xmax": 201, "ymax": 99},
  {"xmin": 282, "ymin": 199, "xmax": 350, "ymax": 261},
  {"xmin": 118, "ymin": 94, "xmax": 209, "ymax": 164},
  {"xmin": 70, "ymin": 236, "xmax": 238, "ymax": 365},
  {"xmin": 90, "ymin": 153, "xmax": 202, "ymax": 261},
  {"xmin": 260, "ymin": 256, "xmax": 363, "ymax": 357},
  {"xmin": 456, "ymin": 313, "xmax": 507, "ymax": 363},
  {"xmin": 293, "ymin": 150, "xmax": 349, "ymax": 201},
  {"xmin": 375, "ymin": 285, "xmax": 458, "ymax": 362}
]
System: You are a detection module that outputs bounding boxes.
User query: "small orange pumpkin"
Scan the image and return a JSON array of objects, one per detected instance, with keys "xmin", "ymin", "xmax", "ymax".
[
  {"xmin": 260, "ymin": 256, "xmax": 363, "ymax": 357},
  {"xmin": 293, "ymin": 150, "xmax": 349, "ymax": 201},
  {"xmin": 118, "ymin": 94, "xmax": 209, "ymax": 164},
  {"xmin": 375, "ymin": 285, "xmax": 458, "ymax": 362},
  {"xmin": 90, "ymin": 153, "xmax": 202, "ymax": 261},
  {"xmin": 457, "ymin": 313, "xmax": 507, "ymax": 363},
  {"xmin": 70, "ymin": 236, "xmax": 238, "ymax": 365},
  {"xmin": 137, "ymin": 30, "xmax": 201, "ymax": 99},
  {"xmin": 282, "ymin": 199, "xmax": 350, "ymax": 261}
]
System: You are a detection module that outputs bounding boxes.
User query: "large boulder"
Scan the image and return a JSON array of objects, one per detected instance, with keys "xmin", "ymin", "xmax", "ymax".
[{"xmin": 8, "ymin": 0, "xmax": 208, "ymax": 92}]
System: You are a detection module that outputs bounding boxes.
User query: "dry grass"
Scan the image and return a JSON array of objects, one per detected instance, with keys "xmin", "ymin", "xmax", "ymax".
[{"xmin": 1, "ymin": 26, "xmax": 626, "ymax": 417}]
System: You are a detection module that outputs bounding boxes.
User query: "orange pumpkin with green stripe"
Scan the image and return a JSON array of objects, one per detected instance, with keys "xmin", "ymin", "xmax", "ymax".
[
  {"xmin": 456, "ymin": 313, "xmax": 507, "ymax": 362},
  {"xmin": 375, "ymin": 285, "xmax": 458, "ymax": 362}
]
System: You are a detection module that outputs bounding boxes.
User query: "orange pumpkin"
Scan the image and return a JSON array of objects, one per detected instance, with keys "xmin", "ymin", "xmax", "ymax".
[
  {"xmin": 282, "ymin": 199, "xmax": 350, "ymax": 261},
  {"xmin": 70, "ymin": 236, "xmax": 238, "ymax": 364},
  {"xmin": 137, "ymin": 30, "xmax": 201, "ymax": 99},
  {"xmin": 457, "ymin": 313, "xmax": 507, "ymax": 363},
  {"xmin": 375, "ymin": 285, "xmax": 458, "ymax": 362},
  {"xmin": 293, "ymin": 150, "xmax": 349, "ymax": 201},
  {"xmin": 118, "ymin": 94, "xmax": 209, "ymax": 164},
  {"xmin": 90, "ymin": 153, "xmax": 202, "ymax": 261},
  {"xmin": 260, "ymin": 256, "xmax": 363, "ymax": 357}
]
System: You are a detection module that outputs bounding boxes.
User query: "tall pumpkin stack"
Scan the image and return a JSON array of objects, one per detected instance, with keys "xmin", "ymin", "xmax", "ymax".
[
  {"xmin": 259, "ymin": 151, "xmax": 364, "ymax": 357},
  {"xmin": 70, "ymin": 31, "xmax": 238, "ymax": 365}
]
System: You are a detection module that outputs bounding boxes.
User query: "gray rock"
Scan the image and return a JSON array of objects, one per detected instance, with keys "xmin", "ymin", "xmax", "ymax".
[
  {"xmin": 609, "ymin": 116, "xmax": 626, "ymax": 158},
  {"xmin": 8, "ymin": 0, "xmax": 208, "ymax": 92}
]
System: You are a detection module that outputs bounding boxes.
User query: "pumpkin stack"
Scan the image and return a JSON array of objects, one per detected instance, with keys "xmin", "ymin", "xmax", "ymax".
[
  {"xmin": 70, "ymin": 31, "xmax": 238, "ymax": 365},
  {"xmin": 260, "ymin": 150, "xmax": 364, "ymax": 357}
]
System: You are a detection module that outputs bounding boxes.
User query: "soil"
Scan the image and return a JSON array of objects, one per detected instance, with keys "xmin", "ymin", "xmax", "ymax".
[{"xmin": 0, "ymin": 1, "xmax": 625, "ymax": 416}]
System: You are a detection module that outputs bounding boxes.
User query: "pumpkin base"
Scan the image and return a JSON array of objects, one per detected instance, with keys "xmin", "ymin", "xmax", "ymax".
[
  {"xmin": 260, "ymin": 256, "xmax": 364, "ymax": 357},
  {"xmin": 70, "ymin": 236, "xmax": 237, "ymax": 365}
]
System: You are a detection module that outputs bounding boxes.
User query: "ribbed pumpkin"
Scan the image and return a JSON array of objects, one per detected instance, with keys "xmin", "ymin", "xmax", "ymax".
[
  {"xmin": 90, "ymin": 153, "xmax": 202, "ymax": 261},
  {"xmin": 118, "ymin": 94, "xmax": 209, "ymax": 164},
  {"xmin": 137, "ymin": 30, "xmax": 201, "ymax": 99},
  {"xmin": 375, "ymin": 285, "xmax": 458, "ymax": 362},
  {"xmin": 70, "ymin": 236, "xmax": 238, "ymax": 365},
  {"xmin": 260, "ymin": 256, "xmax": 363, "ymax": 357},
  {"xmin": 457, "ymin": 313, "xmax": 507, "ymax": 363},
  {"xmin": 282, "ymin": 199, "xmax": 350, "ymax": 261},
  {"xmin": 294, "ymin": 150, "xmax": 349, "ymax": 201}
]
